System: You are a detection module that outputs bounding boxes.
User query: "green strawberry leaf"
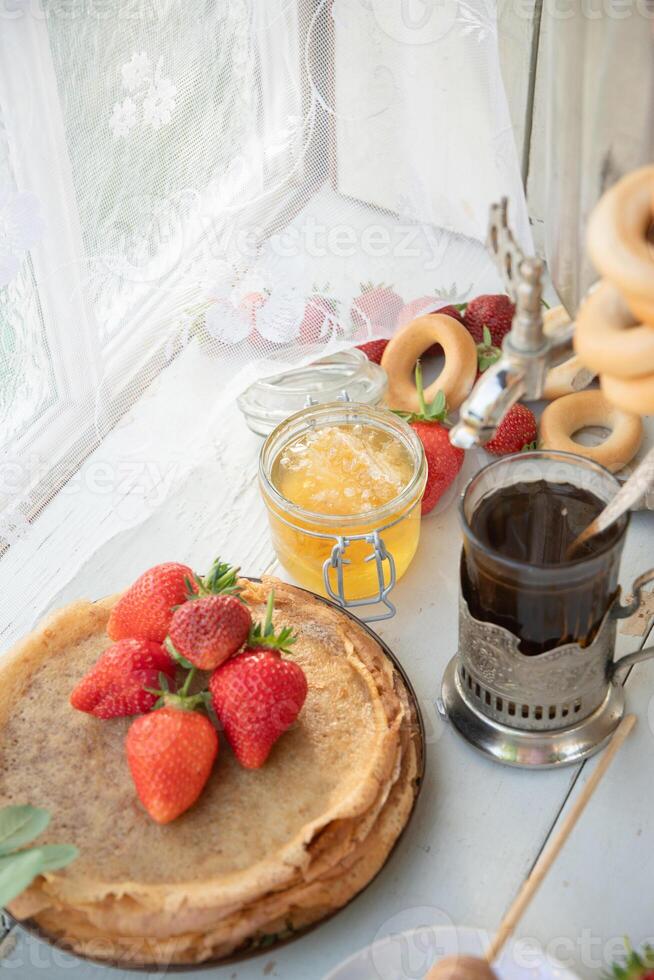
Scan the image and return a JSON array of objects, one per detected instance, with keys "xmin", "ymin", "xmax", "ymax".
[
  {"xmin": 0, "ymin": 848, "xmax": 45, "ymax": 907},
  {"xmin": 391, "ymin": 365, "xmax": 449, "ymax": 425},
  {"xmin": 0, "ymin": 806, "xmax": 50, "ymax": 856},
  {"xmin": 186, "ymin": 558, "xmax": 244, "ymax": 601},
  {"xmin": 422, "ymin": 388, "xmax": 446, "ymax": 421},
  {"xmin": 476, "ymin": 325, "xmax": 502, "ymax": 374},
  {"xmin": 604, "ymin": 940, "xmax": 654, "ymax": 980},
  {"xmin": 248, "ymin": 591, "xmax": 296, "ymax": 653}
]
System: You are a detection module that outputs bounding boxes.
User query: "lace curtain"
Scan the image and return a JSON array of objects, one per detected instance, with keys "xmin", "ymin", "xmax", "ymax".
[{"xmin": 0, "ymin": 0, "xmax": 528, "ymax": 548}]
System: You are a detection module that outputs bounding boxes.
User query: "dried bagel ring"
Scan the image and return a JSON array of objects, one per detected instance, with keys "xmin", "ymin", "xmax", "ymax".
[
  {"xmin": 381, "ymin": 314, "xmax": 477, "ymax": 413},
  {"xmin": 601, "ymin": 371, "xmax": 654, "ymax": 416},
  {"xmin": 574, "ymin": 279, "xmax": 654, "ymax": 379},
  {"xmin": 543, "ymin": 304, "xmax": 594, "ymax": 400},
  {"xmin": 540, "ymin": 389, "xmax": 643, "ymax": 473},
  {"xmin": 587, "ymin": 165, "xmax": 654, "ymax": 322}
]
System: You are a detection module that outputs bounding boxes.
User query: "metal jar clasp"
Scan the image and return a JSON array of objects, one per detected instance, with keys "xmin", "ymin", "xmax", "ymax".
[{"xmin": 323, "ymin": 530, "xmax": 396, "ymax": 623}]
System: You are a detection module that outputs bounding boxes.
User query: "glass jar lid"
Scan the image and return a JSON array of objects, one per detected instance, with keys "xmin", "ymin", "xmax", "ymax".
[{"xmin": 237, "ymin": 348, "xmax": 387, "ymax": 436}]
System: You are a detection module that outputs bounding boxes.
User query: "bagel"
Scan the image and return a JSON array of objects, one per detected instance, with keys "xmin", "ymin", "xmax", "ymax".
[
  {"xmin": 542, "ymin": 305, "xmax": 594, "ymax": 399},
  {"xmin": 601, "ymin": 371, "xmax": 654, "ymax": 416},
  {"xmin": 574, "ymin": 279, "xmax": 654, "ymax": 379},
  {"xmin": 381, "ymin": 314, "xmax": 477, "ymax": 413},
  {"xmin": 587, "ymin": 165, "xmax": 654, "ymax": 323},
  {"xmin": 540, "ymin": 389, "xmax": 643, "ymax": 473}
]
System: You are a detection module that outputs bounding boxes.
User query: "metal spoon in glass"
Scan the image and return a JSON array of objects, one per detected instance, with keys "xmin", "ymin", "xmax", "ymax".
[{"xmin": 566, "ymin": 446, "xmax": 654, "ymax": 560}]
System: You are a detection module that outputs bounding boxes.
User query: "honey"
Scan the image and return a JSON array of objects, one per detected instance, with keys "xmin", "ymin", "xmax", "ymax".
[
  {"xmin": 272, "ymin": 424, "xmax": 414, "ymax": 515},
  {"xmin": 260, "ymin": 404, "xmax": 427, "ymax": 606}
]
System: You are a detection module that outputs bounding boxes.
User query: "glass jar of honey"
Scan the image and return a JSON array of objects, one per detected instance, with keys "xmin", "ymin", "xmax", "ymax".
[{"xmin": 259, "ymin": 403, "xmax": 427, "ymax": 620}]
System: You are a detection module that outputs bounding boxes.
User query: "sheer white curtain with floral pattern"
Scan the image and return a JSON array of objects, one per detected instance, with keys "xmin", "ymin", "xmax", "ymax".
[{"xmin": 0, "ymin": 0, "xmax": 528, "ymax": 548}]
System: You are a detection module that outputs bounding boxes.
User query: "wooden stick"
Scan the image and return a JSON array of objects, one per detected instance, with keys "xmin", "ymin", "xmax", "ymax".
[{"xmin": 484, "ymin": 714, "xmax": 637, "ymax": 964}]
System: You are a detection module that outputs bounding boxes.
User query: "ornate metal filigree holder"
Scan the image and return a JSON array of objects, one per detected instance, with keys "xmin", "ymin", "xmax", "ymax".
[{"xmin": 440, "ymin": 572, "xmax": 654, "ymax": 768}]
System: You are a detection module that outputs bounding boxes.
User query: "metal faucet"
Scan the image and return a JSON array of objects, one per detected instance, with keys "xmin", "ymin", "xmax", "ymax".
[{"xmin": 449, "ymin": 199, "xmax": 574, "ymax": 449}]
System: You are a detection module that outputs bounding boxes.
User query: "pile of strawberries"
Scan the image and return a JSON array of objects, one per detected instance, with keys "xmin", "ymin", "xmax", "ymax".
[
  {"xmin": 70, "ymin": 560, "xmax": 307, "ymax": 825},
  {"xmin": 355, "ymin": 293, "xmax": 538, "ymax": 515}
]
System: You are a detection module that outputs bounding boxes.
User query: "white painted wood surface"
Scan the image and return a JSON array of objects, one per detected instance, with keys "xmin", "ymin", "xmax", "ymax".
[{"xmin": 1, "ymin": 341, "xmax": 653, "ymax": 979}]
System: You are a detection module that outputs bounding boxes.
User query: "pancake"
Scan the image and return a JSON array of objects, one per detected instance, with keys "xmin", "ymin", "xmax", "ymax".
[{"xmin": 1, "ymin": 577, "xmax": 422, "ymax": 966}]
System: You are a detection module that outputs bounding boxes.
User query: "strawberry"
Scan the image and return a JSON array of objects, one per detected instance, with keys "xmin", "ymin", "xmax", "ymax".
[
  {"xmin": 126, "ymin": 705, "xmax": 218, "ymax": 824},
  {"xmin": 609, "ymin": 943, "xmax": 654, "ymax": 980},
  {"xmin": 463, "ymin": 293, "xmax": 515, "ymax": 346},
  {"xmin": 167, "ymin": 594, "xmax": 251, "ymax": 671},
  {"xmin": 393, "ymin": 363, "xmax": 464, "ymax": 515},
  {"xmin": 397, "ymin": 300, "xmax": 466, "ymax": 357},
  {"xmin": 299, "ymin": 291, "xmax": 339, "ymax": 344},
  {"xmin": 412, "ymin": 421, "xmax": 464, "ymax": 514},
  {"xmin": 107, "ymin": 562, "xmax": 195, "ymax": 644},
  {"xmin": 355, "ymin": 338, "xmax": 389, "ymax": 364},
  {"xmin": 397, "ymin": 298, "xmax": 465, "ymax": 330},
  {"xmin": 484, "ymin": 403, "xmax": 537, "ymax": 456},
  {"xmin": 70, "ymin": 639, "xmax": 176, "ymax": 719},
  {"xmin": 209, "ymin": 592, "xmax": 307, "ymax": 769},
  {"xmin": 351, "ymin": 282, "xmax": 403, "ymax": 335}
]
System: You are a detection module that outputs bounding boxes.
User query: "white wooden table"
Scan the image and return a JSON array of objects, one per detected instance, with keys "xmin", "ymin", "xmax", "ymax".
[{"xmin": 1, "ymin": 346, "xmax": 653, "ymax": 980}]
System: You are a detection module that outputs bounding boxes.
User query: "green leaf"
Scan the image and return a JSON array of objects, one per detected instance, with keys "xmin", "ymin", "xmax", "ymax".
[
  {"xmin": 0, "ymin": 806, "xmax": 50, "ymax": 857},
  {"xmin": 0, "ymin": 844, "xmax": 78, "ymax": 877},
  {"xmin": 0, "ymin": 849, "xmax": 45, "ymax": 907},
  {"xmin": 248, "ymin": 591, "xmax": 296, "ymax": 653},
  {"xmin": 483, "ymin": 325, "xmax": 492, "ymax": 347},
  {"xmin": 426, "ymin": 389, "xmax": 446, "ymax": 420},
  {"xmin": 27, "ymin": 844, "xmax": 78, "ymax": 873}
]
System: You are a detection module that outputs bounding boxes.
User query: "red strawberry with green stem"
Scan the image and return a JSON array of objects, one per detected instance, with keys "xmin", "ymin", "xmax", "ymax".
[
  {"xmin": 397, "ymin": 297, "xmax": 466, "ymax": 330},
  {"xmin": 209, "ymin": 592, "xmax": 307, "ymax": 769},
  {"xmin": 107, "ymin": 562, "xmax": 196, "ymax": 644},
  {"xmin": 484, "ymin": 403, "xmax": 537, "ymax": 456},
  {"xmin": 609, "ymin": 942, "xmax": 654, "ymax": 980},
  {"xmin": 70, "ymin": 639, "xmax": 177, "ymax": 720},
  {"xmin": 126, "ymin": 675, "xmax": 218, "ymax": 823},
  {"xmin": 463, "ymin": 293, "xmax": 515, "ymax": 346},
  {"xmin": 394, "ymin": 363, "xmax": 464, "ymax": 515}
]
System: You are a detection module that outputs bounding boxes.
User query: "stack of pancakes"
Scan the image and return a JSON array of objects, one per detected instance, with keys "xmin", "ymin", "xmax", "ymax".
[{"xmin": 0, "ymin": 578, "xmax": 422, "ymax": 967}]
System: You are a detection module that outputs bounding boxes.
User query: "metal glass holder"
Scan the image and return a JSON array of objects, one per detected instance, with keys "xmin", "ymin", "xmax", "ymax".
[{"xmin": 440, "ymin": 570, "xmax": 654, "ymax": 768}]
